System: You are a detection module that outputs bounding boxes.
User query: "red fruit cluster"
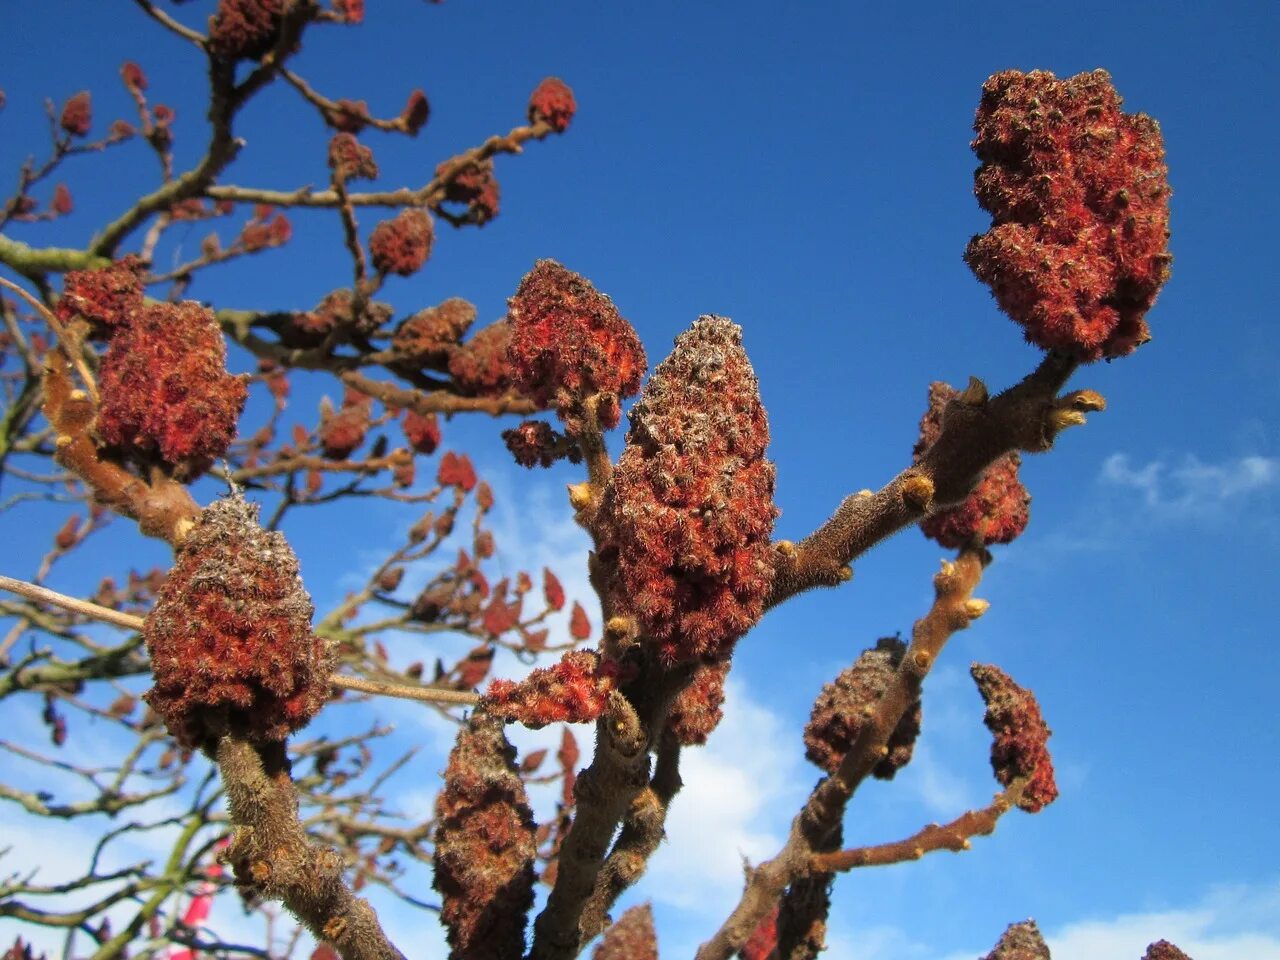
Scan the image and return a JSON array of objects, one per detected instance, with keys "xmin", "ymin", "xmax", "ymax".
[
  {"xmin": 318, "ymin": 389, "xmax": 371, "ymax": 460},
  {"xmin": 502, "ymin": 420, "xmax": 561, "ymax": 468},
  {"xmin": 401, "ymin": 409, "xmax": 441, "ymax": 454},
  {"xmin": 56, "ymin": 257, "xmax": 144, "ymax": 329},
  {"xmin": 143, "ymin": 494, "xmax": 331, "ymax": 748},
  {"xmin": 369, "ymin": 209, "xmax": 434, "ymax": 276},
  {"xmin": 97, "ymin": 302, "xmax": 248, "ymax": 478},
  {"xmin": 484, "ymin": 650, "xmax": 617, "ymax": 728},
  {"xmin": 392, "ymin": 298, "xmax": 475, "ymax": 362},
  {"xmin": 448, "ymin": 320, "xmax": 514, "ymax": 396},
  {"xmin": 60, "ymin": 91, "xmax": 91, "ymax": 137},
  {"xmin": 507, "ymin": 260, "xmax": 646, "ymax": 430},
  {"xmin": 915, "ymin": 382, "xmax": 1030, "ymax": 548},
  {"xmin": 965, "ymin": 69, "xmax": 1172, "ymax": 361},
  {"xmin": 1143, "ymin": 941, "xmax": 1192, "ymax": 960},
  {"xmin": 803, "ymin": 637, "xmax": 920, "ymax": 780},
  {"xmin": 528, "ymin": 77, "xmax": 577, "ymax": 132},
  {"xmin": 983, "ymin": 920, "xmax": 1049, "ymax": 960},
  {"xmin": 971, "ymin": 663, "xmax": 1058, "ymax": 813},
  {"xmin": 121, "ymin": 62, "xmax": 148, "ymax": 93},
  {"xmin": 666, "ymin": 659, "xmax": 730, "ymax": 745},
  {"xmin": 327, "ymin": 132, "xmax": 378, "ymax": 182},
  {"xmin": 438, "ymin": 158, "xmax": 500, "ymax": 224},
  {"xmin": 592, "ymin": 903, "xmax": 657, "ymax": 960},
  {"xmin": 597, "ymin": 317, "xmax": 777, "ymax": 664},
  {"xmin": 437, "ymin": 451, "xmax": 477, "ymax": 491},
  {"xmin": 208, "ymin": 0, "xmax": 287, "ymax": 61},
  {"xmin": 52, "ymin": 184, "xmax": 73, "ymax": 216},
  {"xmin": 433, "ymin": 711, "xmax": 536, "ymax": 960},
  {"xmin": 401, "ymin": 89, "xmax": 429, "ymax": 134}
]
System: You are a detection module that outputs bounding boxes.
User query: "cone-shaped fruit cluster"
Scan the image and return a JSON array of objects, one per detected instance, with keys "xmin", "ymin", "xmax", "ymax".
[
  {"xmin": 965, "ymin": 69, "xmax": 1172, "ymax": 361},
  {"xmin": 971, "ymin": 663, "xmax": 1058, "ymax": 812},
  {"xmin": 596, "ymin": 316, "xmax": 777, "ymax": 664},
  {"xmin": 143, "ymin": 494, "xmax": 331, "ymax": 748}
]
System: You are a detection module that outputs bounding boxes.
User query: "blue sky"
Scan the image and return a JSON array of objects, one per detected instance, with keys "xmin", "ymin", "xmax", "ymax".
[{"xmin": 2, "ymin": 2, "xmax": 1278, "ymax": 958}]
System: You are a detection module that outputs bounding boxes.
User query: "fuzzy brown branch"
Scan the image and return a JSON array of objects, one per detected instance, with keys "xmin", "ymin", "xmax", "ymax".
[
  {"xmin": 769, "ymin": 353, "xmax": 1087, "ymax": 606},
  {"xmin": 695, "ymin": 549, "xmax": 988, "ymax": 960},
  {"xmin": 578, "ymin": 733, "xmax": 682, "ymax": 943},
  {"xmin": 215, "ymin": 736, "xmax": 405, "ymax": 960},
  {"xmin": 42, "ymin": 348, "xmax": 200, "ymax": 544},
  {"xmin": 811, "ymin": 779, "xmax": 1026, "ymax": 873}
]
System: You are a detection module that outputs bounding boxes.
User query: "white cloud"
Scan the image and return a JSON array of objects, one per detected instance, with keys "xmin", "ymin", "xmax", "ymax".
[{"xmin": 1100, "ymin": 452, "xmax": 1278, "ymax": 516}]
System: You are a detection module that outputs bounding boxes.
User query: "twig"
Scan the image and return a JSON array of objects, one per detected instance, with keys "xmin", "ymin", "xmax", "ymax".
[
  {"xmin": 0, "ymin": 275, "xmax": 99, "ymax": 404},
  {"xmin": 811, "ymin": 779, "xmax": 1026, "ymax": 873},
  {"xmin": 695, "ymin": 549, "xmax": 989, "ymax": 960}
]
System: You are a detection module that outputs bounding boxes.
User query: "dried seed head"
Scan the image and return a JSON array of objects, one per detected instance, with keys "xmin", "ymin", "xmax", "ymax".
[
  {"xmin": 392, "ymin": 298, "xmax": 475, "ymax": 363},
  {"xmin": 666, "ymin": 658, "xmax": 730, "ymax": 745},
  {"xmin": 804, "ymin": 637, "xmax": 920, "ymax": 779},
  {"xmin": 592, "ymin": 903, "xmax": 657, "ymax": 960},
  {"xmin": 1142, "ymin": 941, "xmax": 1193, "ymax": 960},
  {"xmin": 369, "ymin": 209, "xmax": 434, "ymax": 276},
  {"xmin": 971, "ymin": 663, "xmax": 1058, "ymax": 812},
  {"xmin": 597, "ymin": 316, "xmax": 777, "ymax": 664},
  {"xmin": 97, "ymin": 301, "xmax": 248, "ymax": 479},
  {"xmin": 56, "ymin": 256, "xmax": 145, "ymax": 330},
  {"xmin": 143, "ymin": 494, "xmax": 330, "ymax": 748},
  {"xmin": 528, "ymin": 77, "xmax": 577, "ymax": 132},
  {"xmin": 965, "ymin": 69, "xmax": 1172, "ymax": 360},
  {"xmin": 401, "ymin": 409, "xmax": 441, "ymax": 455},
  {"xmin": 433, "ymin": 711, "xmax": 536, "ymax": 960},
  {"xmin": 60, "ymin": 91, "xmax": 92, "ymax": 136},
  {"xmin": 484, "ymin": 650, "xmax": 618, "ymax": 729},
  {"xmin": 982, "ymin": 920, "xmax": 1050, "ymax": 960},
  {"xmin": 327, "ymin": 132, "xmax": 378, "ymax": 182},
  {"xmin": 507, "ymin": 260, "xmax": 646, "ymax": 429},
  {"xmin": 448, "ymin": 320, "xmax": 515, "ymax": 397},
  {"xmin": 208, "ymin": 0, "xmax": 288, "ymax": 61},
  {"xmin": 915, "ymin": 382, "xmax": 1030, "ymax": 548}
]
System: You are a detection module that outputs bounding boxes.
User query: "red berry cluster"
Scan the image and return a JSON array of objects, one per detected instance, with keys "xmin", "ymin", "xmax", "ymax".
[
  {"xmin": 447, "ymin": 320, "xmax": 514, "ymax": 396},
  {"xmin": 401, "ymin": 89, "xmax": 429, "ymax": 134},
  {"xmin": 327, "ymin": 132, "xmax": 378, "ymax": 182},
  {"xmin": 597, "ymin": 317, "xmax": 777, "ymax": 664},
  {"xmin": 915, "ymin": 382, "xmax": 1030, "ymax": 548},
  {"xmin": 208, "ymin": 0, "xmax": 288, "ymax": 61},
  {"xmin": 401, "ymin": 409, "xmax": 441, "ymax": 455},
  {"xmin": 803, "ymin": 637, "xmax": 920, "ymax": 779},
  {"xmin": 392, "ymin": 298, "xmax": 476, "ymax": 362},
  {"xmin": 507, "ymin": 260, "xmax": 646, "ymax": 430},
  {"xmin": 433, "ymin": 712, "xmax": 536, "ymax": 960},
  {"xmin": 592, "ymin": 903, "xmax": 657, "ymax": 960},
  {"xmin": 318, "ymin": 389, "xmax": 371, "ymax": 460},
  {"xmin": 965, "ymin": 69, "xmax": 1172, "ymax": 361},
  {"xmin": 97, "ymin": 301, "xmax": 248, "ymax": 478},
  {"xmin": 983, "ymin": 920, "xmax": 1049, "ymax": 960},
  {"xmin": 971, "ymin": 663, "xmax": 1058, "ymax": 813},
  {"xmin": 484, "ymin": 650, "xmax": 618, "ymax": 728},
  {"xmin": 502, "ymin": 420, "xmax": 564, "ymax": 468},
  {"xmin": 60, "ymin": 91, "xmax": 92, "ymax": 137},
  {"xmin": 666, "ymin": 659, "xmax": 730, "ymax": 745},
  {"xmin": 143, "ymin": 494, "xmax": 331, "ymax": 749},
  {"xmin": 369, "ymin": 209, "xmax": 434, "ymax": 276},
  {"xmin": 437, "ymin": 158, "xmax": 500, "ymax": 224},
  {"xmin": 57, "ymin": 256, "xmax": 144, "ymax": 331},
  {"xmin": 527, "ymin": 77, "xmax": 577, "ymax": 133}
]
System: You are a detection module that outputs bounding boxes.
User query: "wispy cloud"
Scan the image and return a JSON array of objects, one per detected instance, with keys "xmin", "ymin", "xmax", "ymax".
[{"xmin": 1100, "ymin": 452, "xmax": 1279, "ymax": 516}]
